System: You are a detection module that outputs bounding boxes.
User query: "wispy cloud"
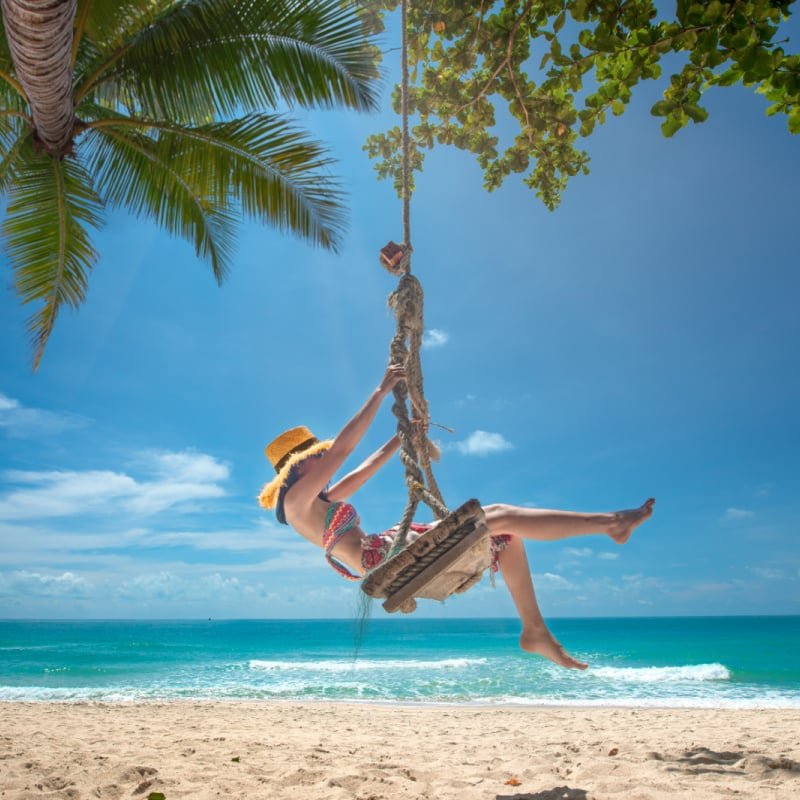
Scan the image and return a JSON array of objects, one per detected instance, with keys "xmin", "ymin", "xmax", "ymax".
[
  {"xmin": 533, "ymin": 572, "xmax": 574, "ymax": 590},
  {"xmin": 422, "ymin": 328, "xmax": 449, "ymax": 349},
  {"xmin": 749, "ymin": 566, "xmax": 785, "ymax": 580},
  {"xmin": 563, "ymin": 546, "xmax": 593, "ymax": 558},
  {"xmin": 115, "ymin": 571, "xmax": 245, "ymax": 602},
  {"xmin": 0, "ymin": 570, "xmax": 93, "ymax": 599},
  {"xmin": 724, "ymin": 507, "xmax": 755, "ymax": 520},
  {"xmin": 0, "ymin": 392, "xmax": 88, "ymax": 438},
  {"xmin": 598, "ymin": 552, "xmax": 620, "ymax": 561},
  {"xmin": 0, "ymin": 450, "xmax": 229, "ymax": 520},
  {"xmin": 452, "ymin": 430, "xmax": 513, "ymax": 457}
]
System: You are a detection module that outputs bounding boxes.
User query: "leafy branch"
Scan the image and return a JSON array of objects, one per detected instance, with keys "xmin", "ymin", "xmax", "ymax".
[{"xmin": 363, "ymin": 0, "xmax": 799, "ymax": 208}]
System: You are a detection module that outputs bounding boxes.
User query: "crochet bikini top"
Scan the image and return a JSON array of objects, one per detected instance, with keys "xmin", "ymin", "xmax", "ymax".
[{"xmin": 321, "ymin": 501, "xmax": 361, "ymax": 581}]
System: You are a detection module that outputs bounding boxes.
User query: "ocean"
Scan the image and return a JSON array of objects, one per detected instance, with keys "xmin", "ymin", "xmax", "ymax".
[{"xmin": 1, "ymin": 616, "xmax": 799, "ymax": 708}]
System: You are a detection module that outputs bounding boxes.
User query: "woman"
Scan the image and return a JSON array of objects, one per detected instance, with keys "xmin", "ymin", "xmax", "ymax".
[{"xmin": 259, "ymin": 364, "xmax": 655, "ymax": 670}]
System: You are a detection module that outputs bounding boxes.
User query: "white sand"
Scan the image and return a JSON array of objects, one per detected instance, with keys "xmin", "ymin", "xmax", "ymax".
[{"xmin": 1, "ymin": 702, "xmax": 798, "ymax": 799}]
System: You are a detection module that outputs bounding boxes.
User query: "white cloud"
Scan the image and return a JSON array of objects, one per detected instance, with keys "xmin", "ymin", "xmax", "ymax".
[
  {"xmin": 622, "ymin": 573, "xmax": 665, "ymax": 591},
  {"xmin": 724, "ymin": 507, "xmax": 754, "ymax": 520},
  {"xmin": 598, "ymin": 552, "xmax": 620, "ymax": 560},
  {"xmin": 148, "ymin": 450, "xmax": 229, "ymax": 482},
  {"xmin": 422, "ymin": 328, "xmax": 449, "ymax": 349},
  {"xmin": 0, "ymin": 570, "xmax": 93, "ymax": 598},
  {"xmin": 533, "ymin": 572, "xmax": 574, "ymax": 590},
  {"xmin": 0, "ymin": 392, "xmax": 88, "ymax": 438},
  {"xmin": 141, "ymin": 519, "xmax": 304, "ymax": 553},
  {"xmin": 563, "ymin": 547, "xmax": 593, "ymax": 558},
  {"xmin": 453, "ymin": 430, "xmax": 513, "ymax": 457},
  {"xmin": 749, "ymin": 566, "xmax": 784, "ymax": 580},
  {"xmin": 0, "ymin": 451, "xmax": 229, "ymax": 520},
  {"xmin": 113, "ymin": 570, "xmax": 299, "ymax": 604}
]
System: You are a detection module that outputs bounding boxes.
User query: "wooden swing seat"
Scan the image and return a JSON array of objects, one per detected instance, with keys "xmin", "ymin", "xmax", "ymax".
[{"xmin": 361, "ymin": 499, "xmax": 491, "ymax": 613}]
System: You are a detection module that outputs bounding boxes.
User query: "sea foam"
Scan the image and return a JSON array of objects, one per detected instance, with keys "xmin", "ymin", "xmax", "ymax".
[
  {"xmin": 591, "ymin": 663, "xmax": 731, "ymax": 682},
  {"xmin": 248, "ymin": 657, "xmax": 487, "ymax": 672}
]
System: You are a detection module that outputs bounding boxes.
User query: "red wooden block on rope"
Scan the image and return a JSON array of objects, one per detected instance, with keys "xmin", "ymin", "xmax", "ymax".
[{"xmin": 379, "ymin": 241, "xmax": 412, "ymax": 275}]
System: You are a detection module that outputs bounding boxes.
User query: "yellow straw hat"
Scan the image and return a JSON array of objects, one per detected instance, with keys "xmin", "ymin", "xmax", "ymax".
[{"xmin": 258, "ymin": 425, "xmax": 333, "ymax": 509}]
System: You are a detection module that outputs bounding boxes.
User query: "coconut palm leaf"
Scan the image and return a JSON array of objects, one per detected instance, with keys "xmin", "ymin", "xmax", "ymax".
[
  {"xmin": 0, "ymin": 0, "xmax": 382, "ymax": 367},
  {"xmin": 2, "ymin": 141, "xmax": 104, "ymax": 369},
  {"xmin": 0, "ymin": 117, "xmax": 30, "ymax": 193},
  {"xmin": 82, "ymin": 123, "xmax": 237, "ymax": 282},
  {"xmin": 0, "ymin": 14, "xmax": 12, "ymax": 70},
  {"xmin": 0, "ymin": 15, "xmax": 23, "ymax": 102},
  {"xmin": 75, "ymin": 0, "xmax": 175, "ymax": 53},
  {"xmin": 84, "ymin": 105, "xmax": 346, "ymax": 251},
  {"xmin": 76, "ymin": 0, "xmax": 379, "ymax": 124}
]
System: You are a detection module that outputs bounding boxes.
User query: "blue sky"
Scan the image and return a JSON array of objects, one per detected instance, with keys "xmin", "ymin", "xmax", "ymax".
[{"xmin": 1, "ymin": 12, "xmax": 799, "ymax": 619}]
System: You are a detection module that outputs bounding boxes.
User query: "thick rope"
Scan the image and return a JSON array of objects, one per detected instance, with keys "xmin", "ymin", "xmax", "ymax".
[
  {"xmin": 401, "ymin": 0, "xmax": 411, "ymax": 248},
  {"xmin": 386, "ymin": 0, "xmax": 448, "ymax": 556}
]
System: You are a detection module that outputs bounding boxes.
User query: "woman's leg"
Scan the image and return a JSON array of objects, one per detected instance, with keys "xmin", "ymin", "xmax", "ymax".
[
  {"xmin": 496, "ymin": 537, "xmax": 587, "ymax": 669},
  {"xmin": 485, "ymin": 498, "xmax": 654, "ymax": 544}
]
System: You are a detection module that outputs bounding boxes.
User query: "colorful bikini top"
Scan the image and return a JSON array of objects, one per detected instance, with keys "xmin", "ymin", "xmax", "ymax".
[{"xmin": 322, "ymin": 501, "xmax": 361, "ymax": 581}]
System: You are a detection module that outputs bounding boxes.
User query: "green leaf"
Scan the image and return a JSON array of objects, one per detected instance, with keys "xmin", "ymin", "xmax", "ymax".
[
  {"xmin": 77, "ymin": 0, "xmax": 380, "ymax": 122},
  {"xmin": 789, "ymin": 109, "xmax": 800, "ymax": 134},
  {"xmin": 147, "ymin": 793, "xmax": 166, "ymax": 800},
  {"xmin": 715, "ymin": 68, "xmax": 742, "ymax": 87},
  {"xmin": 554, "ymin": 11, "xmax": 566, "ymax": 33},
  {"xmin": 661, "ymin": 113, "xmax": 685, "ymax": 137},
  {"xmin": 2, "ymin": 142, "xmax": 104, "ymax": 369},
  {"xmin": 650, "ymin": 100, "xmax": 674, "ymax": 117},
  {"xmin": 701, "ymin": 1, "xmax": 724, "ymax": 25},
  {"xmin": 85, "ymin": 108, "xmax": 347, "ymax": 254},
  {"xmin": 611, "ymin": 99, "xmax": 625, "ymax": 116},
  {"xmin": 684, "ymin": 103, "xmax": 709, "ymax": 123},
  {"xmin": 83, "ymin": 122, "xmax": 236, "ymax": 283}
]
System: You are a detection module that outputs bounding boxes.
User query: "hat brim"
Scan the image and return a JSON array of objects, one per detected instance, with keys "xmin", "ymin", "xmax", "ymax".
[{"xmin": 258, "ymin": 439, "xmax": 334, "ymax": 510}]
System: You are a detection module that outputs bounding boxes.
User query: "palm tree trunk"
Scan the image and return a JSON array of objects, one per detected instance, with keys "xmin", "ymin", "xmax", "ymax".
[{"xmin": 1, "ymin": 0, "xmax": 75, "ymax": 156}]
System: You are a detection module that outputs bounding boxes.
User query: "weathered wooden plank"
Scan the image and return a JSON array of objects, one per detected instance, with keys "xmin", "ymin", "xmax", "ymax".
[{"xmin": 361, "ymin": 499, "xmax": 492, "ymax": 613}]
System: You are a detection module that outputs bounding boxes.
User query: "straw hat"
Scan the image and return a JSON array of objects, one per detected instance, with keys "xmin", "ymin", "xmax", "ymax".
[{"xmin": 258, "ymin": 425, "xmax": 333, "ymax": 509}]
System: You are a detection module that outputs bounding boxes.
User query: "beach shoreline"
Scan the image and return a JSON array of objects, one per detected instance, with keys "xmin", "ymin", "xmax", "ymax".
[{"xmin": 2, "ymin": 701, "xmax": 798, "ymax": 799}]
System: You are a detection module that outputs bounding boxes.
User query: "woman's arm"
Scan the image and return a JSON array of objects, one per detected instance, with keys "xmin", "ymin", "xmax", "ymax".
[
  {"xmin": 283, "ymin": 364, "xmax": 405, "ymax": 510},
  {"xmin": 327, "ymin": 434, "xmax": 401, "ymax": 502}
]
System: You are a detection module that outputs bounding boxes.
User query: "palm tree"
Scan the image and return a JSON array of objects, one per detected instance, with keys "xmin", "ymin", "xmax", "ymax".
[{"xmin": 0, "ymin": 0, "xmax": 379, "ymax": 368}]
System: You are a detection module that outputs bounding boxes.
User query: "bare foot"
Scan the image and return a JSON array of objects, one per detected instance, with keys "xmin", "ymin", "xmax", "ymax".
[
  {"xmin": 520, "ymin": 628, "xmax": 588, "ymax": 670},
  {"xmin": 608, "ymin": 497, "xmax": 655, "ymax": 545}
]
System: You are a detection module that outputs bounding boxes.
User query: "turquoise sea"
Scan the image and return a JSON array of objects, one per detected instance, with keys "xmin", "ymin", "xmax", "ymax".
[{"xmin": 1, "ymin": 617, "xmax": 799, "ymax": 707}]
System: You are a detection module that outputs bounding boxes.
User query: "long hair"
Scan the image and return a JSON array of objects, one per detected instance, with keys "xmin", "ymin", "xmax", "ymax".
[{"xmin": 275, "ymin": 456, "xmax": 330, "ymax": 525}]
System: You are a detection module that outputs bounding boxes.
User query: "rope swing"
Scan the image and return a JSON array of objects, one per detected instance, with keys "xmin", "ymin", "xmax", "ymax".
[{"xmin": 362, "ymin": 0, "xmax": 492, "ymax": 613}]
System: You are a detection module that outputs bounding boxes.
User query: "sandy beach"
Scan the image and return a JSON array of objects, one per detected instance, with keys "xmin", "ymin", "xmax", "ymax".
[{"xmin": 1, "ymin": 703, "xmax": 798, "ymax": 799}]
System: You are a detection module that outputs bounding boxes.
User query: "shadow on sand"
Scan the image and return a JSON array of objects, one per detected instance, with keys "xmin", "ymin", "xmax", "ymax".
[
  {"xmin": 655, "ymin": 747, "xmax": 799, "ymax": 777},
  {"xmin": 496, "ymin": 788, "xmax": 589, "ymax": 800}
]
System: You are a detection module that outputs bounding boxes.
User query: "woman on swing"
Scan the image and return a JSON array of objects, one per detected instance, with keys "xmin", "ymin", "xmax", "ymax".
[{"xmin": 259, "ymin": 362, "xmax": 655, "ymax": 670}]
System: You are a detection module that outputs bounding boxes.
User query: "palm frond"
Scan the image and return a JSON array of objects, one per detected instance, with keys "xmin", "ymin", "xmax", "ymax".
[
  {"xmin": 0, "ymin": 12, "xmax": 26, "ymax": 104},
  {"xmin": 79, "ymin": 0, "xmax": 174, "ymax": 51},
  {"xmin": 82, "ymin": 123, "xmax": 237, "ymax": 282},
  {"xmin": 0, "ymin": 13, "xmax": 15, "ymax": 73},
  {"xmin": 2, "ymin": 141, "xmax": 104, "ymax": 369},
  {"xmin": 72, "ymin": 0, "xmax": 175, "ymax": 74},
  {"xmin": 75, "ymin": 0, "xmax": 379, "ymax": 123},
  {"xmin": 0, "ymin": 117, "xmax": 30, "ymax": 194},
  {"xmin": 84, "ymin": 105, "xmax": 346, "ymax": 250}
]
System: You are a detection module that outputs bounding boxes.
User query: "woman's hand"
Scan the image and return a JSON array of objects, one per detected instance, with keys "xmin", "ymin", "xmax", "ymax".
[{"xmin": 378, "ymin": 363, "xmax": 406, "ymax": 395}]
